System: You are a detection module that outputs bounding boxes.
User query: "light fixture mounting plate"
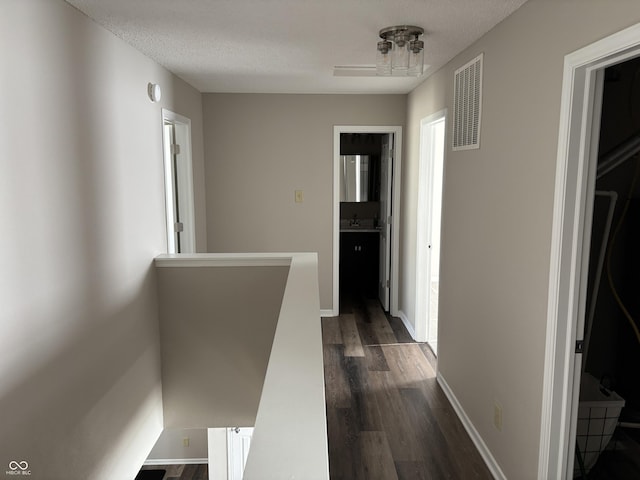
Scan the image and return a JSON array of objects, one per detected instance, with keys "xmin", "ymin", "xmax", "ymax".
[{"xmin": 379, "ymin": 25, "xmax": 424, "ymax": 40}]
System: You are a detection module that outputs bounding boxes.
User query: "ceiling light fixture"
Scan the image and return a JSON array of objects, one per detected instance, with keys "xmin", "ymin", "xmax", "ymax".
[{"xmin": 376, "ymin": 25, "xmax": 425, "ymax": 76}]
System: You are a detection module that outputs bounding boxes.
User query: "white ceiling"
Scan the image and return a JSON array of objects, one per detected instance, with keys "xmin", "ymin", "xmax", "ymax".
[{"xmin": 65, "ymin": 0, "xmax": 528, "ymax": 94}]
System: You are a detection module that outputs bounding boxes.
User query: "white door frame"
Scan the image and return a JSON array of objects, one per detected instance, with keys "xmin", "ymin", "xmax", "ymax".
[
  {"xmin": 415, "ymin": 109, "xmax": 447, "ymax": 344},
  {"xmin": 332, "ymin": 126, "xmax": 402, "ymax": 317},
  {"xmin": 161, "ymin": 109, "xmax": 196, "ymax": 253},
  {"xmin": 539, "ymin": 22, "xmax": 640, "ymax": 479},
  {"xmin": 378, "ymin": 133, "xmax": 393, "ymax": 311},
  {"xmin": 226, "ymin": 427, "xmax": 253, "ymax": 480}
]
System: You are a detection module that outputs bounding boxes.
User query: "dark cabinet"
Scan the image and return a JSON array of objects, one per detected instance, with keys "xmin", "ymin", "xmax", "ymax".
[{"xmin": 340, "ymin": 232, "xmax": 379, "ymax": 298}]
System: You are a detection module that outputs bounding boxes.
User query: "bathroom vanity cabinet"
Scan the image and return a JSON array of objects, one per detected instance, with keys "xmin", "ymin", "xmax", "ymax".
[{"xmin": 340, "ymin": 231, "xmax": 379, "ymax": 297}]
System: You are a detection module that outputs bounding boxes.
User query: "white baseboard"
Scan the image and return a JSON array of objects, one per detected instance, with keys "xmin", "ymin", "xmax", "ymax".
[
  {"xmin": 144, "ymin": 458, "xmax": 208, "ymax": 466},
  {"xmin": 437, "ymin": 374, "xmax": 506, "ymax": 480},
  {"xmin": 320, "ymin": 309, "xmax": 335, "ymax": 318},
  {"xmin": 397, "ymin": 310, "xmax": 417, "ymax": 340}
]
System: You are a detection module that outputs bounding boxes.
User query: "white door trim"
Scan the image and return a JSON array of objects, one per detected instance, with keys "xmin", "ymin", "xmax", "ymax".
[
  {"xmin": 161, "ymin": 109, "xmax": 196, "ymax": 253},
  {"xmin": 539, "ymin": 22, "xmax": 640, "ymax": 480},
  {"xmin": 415, "ymin": 109, "xmax": 447, "ymax": 343},
  {"xmin": 332, "ymin": 126, "xmax": 402, "ymax": 316},
  {"xmin": 226, "ymin": 427, "xmax": 253, "ymax": 480}
]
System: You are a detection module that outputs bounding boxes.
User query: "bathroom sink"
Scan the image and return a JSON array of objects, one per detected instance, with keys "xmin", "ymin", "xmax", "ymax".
[
  {"xmin": 340, "ymin": 219, "xmax": 380, "ymax": 232},
  {"xmin": 340, "ymin": 225, "xmax": 381, "ymax": 233}
]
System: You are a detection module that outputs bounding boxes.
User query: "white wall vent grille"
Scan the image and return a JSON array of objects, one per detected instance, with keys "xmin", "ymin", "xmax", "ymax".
[{"xmin": 452, "ymin": 53, "xmax": 483, "ymax": 151}]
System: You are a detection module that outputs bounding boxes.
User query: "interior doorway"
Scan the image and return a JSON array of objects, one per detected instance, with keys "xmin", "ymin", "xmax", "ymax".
[
  {"xmin": 571, "ymin": 55, "xmax": 640, "ymax": 479},
  {"xmin": 332, "ymin": 126, "xmax": 402, "ymax": 316},
  {"xmin": 416, "ymin": 111, "xmax": 446, "ymax": 352},
  {"xmin": 540, "ymin": 23, "xmax": 640, "ymax": 479},
  {"xmin": 162, "ymin": 109, "xmax": 196, "ymax": 254}
]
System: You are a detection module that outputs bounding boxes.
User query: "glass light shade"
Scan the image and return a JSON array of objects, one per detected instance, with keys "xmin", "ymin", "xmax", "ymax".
[
  {"xmin": 376, "ymin": 41, "xmax": 392, "ymax": 75},
  {"xmin": 408, "ymin": 41, "xmax": 424, "ymax": 76},
  {"xmin": 391, "ymin": 36, "xmax": 409, "ymax": 74}
]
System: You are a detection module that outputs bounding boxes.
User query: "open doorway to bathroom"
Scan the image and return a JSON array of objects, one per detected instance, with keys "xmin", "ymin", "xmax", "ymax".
[
  {"xmin": 332, "ymin": 126, "xmax": 402, "ymax": 316},
  {"xmin": 338, "ymin": 133, "xmax": 387, "ymax": 312}
]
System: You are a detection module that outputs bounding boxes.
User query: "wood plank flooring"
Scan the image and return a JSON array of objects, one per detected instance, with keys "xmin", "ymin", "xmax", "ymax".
[
  {"xmin": 138, "ymin": 464, "xmax": 207, "ymax": 480},
  {"xmin": 322, "ymin": 292, "xmax": 492, "ymax": 480}
]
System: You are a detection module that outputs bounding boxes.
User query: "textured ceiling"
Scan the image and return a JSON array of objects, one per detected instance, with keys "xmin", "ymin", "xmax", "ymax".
[{"xmin": 65, "ymin": 0, "xmax": 528, "ymax": 94}]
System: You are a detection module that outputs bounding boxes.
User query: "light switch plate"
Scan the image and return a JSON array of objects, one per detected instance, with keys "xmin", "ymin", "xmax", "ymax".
[{"xmin": 295, "ymin": 190, "xmax": 304, "ymax": 203}]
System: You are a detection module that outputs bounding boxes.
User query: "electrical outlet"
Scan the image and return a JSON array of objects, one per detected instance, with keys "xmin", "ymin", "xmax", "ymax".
[
  {"xmin": 295, "ymin": 190, "xmax": 304, "ymax": 203},
  {"xmin": 183, "ymin": 437, "xmax": 190, "ymax": 447},
  {"xmin": 494, "ymin": 402, "xmax": 503, "ymax": 432}
]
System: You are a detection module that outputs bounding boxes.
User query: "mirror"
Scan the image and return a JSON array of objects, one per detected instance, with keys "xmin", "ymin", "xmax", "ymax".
[{"xmin": 340, "ymin": 155, "xmax": 379, "ymax": 202}]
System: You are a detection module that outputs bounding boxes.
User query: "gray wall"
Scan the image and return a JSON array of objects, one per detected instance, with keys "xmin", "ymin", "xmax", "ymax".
[
  {"xmin": 202, "ymin": 94, "xmax": 406, "ymax": 310},
  {"xmin": 0, "ymin": 1, "xmax": 205, "ymax": 478},
  {"xmin": 400, "ymin": 0, "xmax": 640, "ymax": 477},
  {"xmin": 156, "ymin": 266, "xmax": 289, "ymax": 428},
  {"xmin": 147, "ymin": 428, "xmax": 208, "ymax": 460}
]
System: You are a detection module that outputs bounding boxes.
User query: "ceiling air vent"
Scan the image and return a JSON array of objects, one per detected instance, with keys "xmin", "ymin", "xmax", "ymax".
[{"xmin": 452, "ymin": 53, "xmax": 483, "ymax": 151}]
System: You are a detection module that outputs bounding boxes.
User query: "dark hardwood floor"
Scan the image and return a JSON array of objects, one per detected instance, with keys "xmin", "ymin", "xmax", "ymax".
[
  {"xmin": 138, "ymin": 464, "xmax": 207, "ymax": 480},
  {"xmin": 323, "ymin": 290, "xmax": 492, "ymax": 480}
]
